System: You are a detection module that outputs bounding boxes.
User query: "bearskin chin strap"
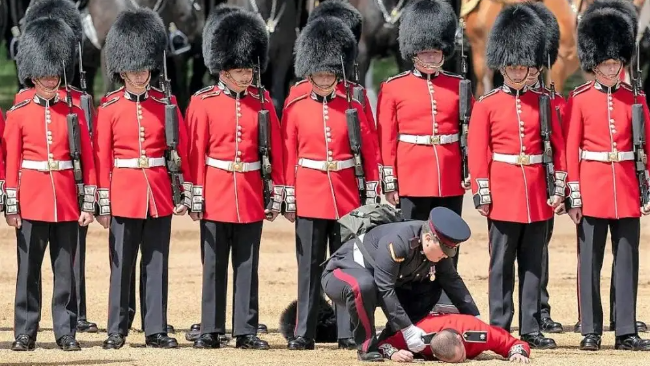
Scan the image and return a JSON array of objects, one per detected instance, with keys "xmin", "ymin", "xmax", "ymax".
[{"xmin": 413, "ymin": 55, "xmax": 444, "ymax": 73}]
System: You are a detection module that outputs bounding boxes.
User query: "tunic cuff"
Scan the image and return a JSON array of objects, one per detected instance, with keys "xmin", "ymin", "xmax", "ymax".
[
  {"xmin": 182, "ymin": 182, "xmax": 193, "ymax": 209},
  {"xmin": 364, "ymin": 181, "xmax": 380, "ymax": 205},
  {"xmin": 0, "ymin": 180, "xmax": 5, "ymax": 210},
  {"xmin": 566, "ymin": 181, "xmax": 582, "ymax": 208},
  {"xmin": 82, "ymin": 185, "xmax": 97, "ymax": 213},
  {"xmin": 97, "ymin": 189, "xmax": 111, "ymax": 215},
  {"xmin": 553, "ymin": 171, "xmax": 567, "ymax": 197},
  {"xmin": 381, "ymin": 166, "xmax": 398, "ymax": 193},
  {"xmin": 378, "ymin": 343, "xmax": 398, "ymax": 359},
  {"xmin": 508, "ymin": 344, "xmax": 529, "ymax": 358},
  {"xmin": 191, "ymin": 185, "xmax": 204, "ymax": 213},
  {"xmin": 284, "ymin": 186, "xmax": 296, "ymax": 213},
  {"xmin": 270, "ymin": 185, "xmax": 284, "ymax": 212},
  {"xmin": 5, "ymin": 188, "xmax": 19, "ymax": 215},
  {"xmin": 472, "ymin": 178, "xmax": 492, "ymax": 208}
]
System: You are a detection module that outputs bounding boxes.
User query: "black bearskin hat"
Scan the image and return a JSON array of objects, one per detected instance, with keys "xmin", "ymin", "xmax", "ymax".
[
  {"xmin": 16, "ymin": 17, "xmax": 76, "ymax": 87},
  {"xmin": 308, "ymin": 0, "xmax": 363, "ymax": 43},
  {"xmin": 204, "ymin": 9, "xmax": 269, "ymax": 74},
  {"xmin": 104, "ymin": 8, "xmax": 167, "ymax": 83},
  {"xmin": 398, "ymin": 0, "xmax": 458, "ymax": 61},
  {"xmin": 202, "ymin": 4, "xmax": 243, "ymax": 63},
  {"xmin": 523, "ymin": 2, "xmax": 560, "ymax": 67},
  {"xmin": 583, "ymin": 0, "xmax": 638, "ymax": 37},
  {"xmin": 23, "ymin": 0, "xmax": 83, "ymax": 44},
  {"xmin": 294, "ymin": 16, "xmax": 357, "ymax": 78},
  {"xmin": 577, "ymin": 7, "xmax": 634, "ymax": 71},
  {"xmin": 486, "ymin": 4, "xmax": 546, "ymax": 69},
  {"xmin": 279, "ymin": 295, "xmax": 337, "ymax": 343}
]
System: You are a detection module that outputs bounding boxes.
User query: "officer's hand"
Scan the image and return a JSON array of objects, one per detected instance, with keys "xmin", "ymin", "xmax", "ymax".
[
  {"xmin": 284, "ymin": 212, "xmax": 296, "ymax": 223},
  {"xmin": 642, "ymin": 203, "xmax": 650, "ymax": 216},
  {"xmin": 385, "ymin": 191, "xmax": 399, "ymax": 206},
  {"xmin": 97, "ymin": 215, "xmax": 110, "ymax": 229},
  {"xmin": 265, "ymin": 209, "xmax": 279, "ymax": 222},
  {"xmin": 391, "ymin": 350, "xmax": 414, "ymax": 362},
  {"xmin": 173, "ymin": 204, "xmax": 188, "ymax": 216},
  {"xmin": 78, "ymin": 212, "xmax": 94, "ymax": 227},
  {"xmin": 461, "ymin": 178, "xmax": 471, "ymax": 190},
  {"xmin": 189, "ymin": 212, "xmax": 203, "ymax": 221},
  {"xmin": 6, "ymin": 214, "xmax": 21, "ymax": 229},
  {"xmin": 568, "ymin": 207, "xmax": 582, "ymax": 224},
  {"xmin": 401, "ymin": 325, "xmax": 426, "ymax": 353},
  {"xmin": 548, "ymin": 195, "xmax": 563, "ymax": 209},
  {"xmin": 509, "ymin": 354, "xmax": 530, "ymax": 363},
  {"xmin": 477, "ymin": 204, "xmax": 490, "ymax": 216}
]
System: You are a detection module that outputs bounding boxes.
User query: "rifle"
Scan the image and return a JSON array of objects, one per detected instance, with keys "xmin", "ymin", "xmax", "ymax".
[
  {"xmin": 257, "ymin": 58, "xmax": 274, "ymax": 219},
  {"xmin": 546, "ymin": 54, "xmax": 556, "ymax": 100},
  {"xmin": 63, "ymin": 61, "xmax": 85, "ymax": 211},
  {"xmin": 539, "ymin": 92, "xmax": 555, "ymax": 200},
  {"xmin": 77, "ymin": 42, "xmax": 94, "ymax": 138},
  {"xmin": 632, "ymin": 42, "xmax": 650, "ymax": 207},
  {"xmin": 341, "ymin": 56, "xmax": 367, "ymax": 203},
  {"xmin": 352, "ymin": 62, "xmax": 365, "ymax": 108},
  {"xmin": 458, "ymin": 19, "xmax": 472, "ymax": 187},
  {"xmin": 161, "ymin": 50, "xmax": 184, "ymax": 207}
]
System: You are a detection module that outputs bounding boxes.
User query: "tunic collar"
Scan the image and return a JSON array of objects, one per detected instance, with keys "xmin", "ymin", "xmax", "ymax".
[
  {"xmin": 594, "ymin": 80, "xmax": 620, "ymax": 93},
  {"xmin": 310, "ymin": 90, "xmax": 336, "ymax": 103},
  {"xmin": 124, "ymin": 90, "xmax": 149, "ymax": 102},
  {"xmin": 32, "ymin": 93, "xmax": 60, "ymax": 107},
  {"xmin": 412, "ymin": 68, "xmax": 440, "ymax": 80},
  {"xmin": 218, "ymin": 79, "xmax": 247, "ymax": 99},
  {"xmin": 501, "ymin": 84, "xmax": 529, "ymax": 96}
]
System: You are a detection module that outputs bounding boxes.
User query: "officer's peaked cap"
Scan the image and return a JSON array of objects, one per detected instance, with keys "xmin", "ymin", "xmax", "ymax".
[
  {"xmin": 204, "ymin": 9, "xmax": 269, "ymax": 74},
  {"xmin": 294, "ymin": 16, "xmax": 357, "ymax": 79},
  {"xmin": 522, "ymin": 2, "xmax": 560, "ymax": 68},
  {"xmin": 486, "ymin": 4, "xmax": 546, "ymax": 69},
  {"xmin": 308, "ymin": 0, "xmax": 363, "ymax": 43},
  {"xmin": 23, "ymin": 0, "xmax": 83, "ymax": 45},
  {"xmin": 427, "ymin": 207, "xmax": 471, "ymax": 258},
  {"xmin": 16, "ymin": 17, "xmax": 76, "ymax": 87},
  {"xmin": 202, "ymin": 4, "xmax": 243, "ymax": 65},
  {"xmin": 104, "ymin": 8, "xmax": 167, "ymax": 83},
  {"xmin": 399, "ymin": 0, "xmax": 458, "ymax": 61}
]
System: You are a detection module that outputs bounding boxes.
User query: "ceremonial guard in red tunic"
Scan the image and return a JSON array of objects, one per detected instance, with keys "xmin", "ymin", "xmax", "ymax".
[
  {"xmin": 5, "ymin": 17, "xmax": 96, "ymax": 351},
  {"xmin": 468, "ymin": 4, "xmax": 566, "ymax": 349},
  {"xmin": 566, "ymin": 2, "xmax": 650, "ymax": 351},
  {"xmin": 96, "ymin": 8, "xmax": 191, "ymax": 349},
  {"xmin": 282, "ymin": 16, "xmax": 380, "ymax": 350},
  {"xmin": 185, "ymin": 9, "xmax": 282, "ymax": 350}
]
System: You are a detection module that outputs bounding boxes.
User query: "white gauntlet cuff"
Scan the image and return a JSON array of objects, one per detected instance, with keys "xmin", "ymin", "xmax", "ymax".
[
  {"xmin": 553, "ymin": 171, "xmax": 567, "ymax": 197},
  {"xmin": 567, "ymin": 181, "xmax": 582, "ymax": 208},
  {"xmin": 82, "ymin": 185, "xmax": 97, "ymax": 213},
  {"xmin": 473, "ymin": 178, "xmax": 492, "ymax": 207},
  {"xmin": 381, "ymin": 166, "xmax": 397, "ymax": 193},
  {"xmin": 181, "ymin": 182, "xmax": 193, "ymax": 209},
  {"xmin": 5, "ymin": 187, "xmax": 17, "ymax": 214},
  {"xmin": 284, "ymin": 186, "xmax": 296, "ymax": 213},
  {"xmin": 364, "ymin": 181, "xmax": 380, "ymax": 205},
  {"xmin": 191, "ymin": 185, "xmax": 204, "ymax": 213},
  {"xmin": 271, "ymin": 185, "xmax": 284, "ymax": 212}
]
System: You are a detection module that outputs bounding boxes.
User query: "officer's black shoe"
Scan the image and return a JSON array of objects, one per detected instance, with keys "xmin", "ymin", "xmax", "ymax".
[
  {"xmin": 574, "ymin": 321, "xmax": 582, "ymax": 333},
  {"xmin": 287, "ymin": 336, "xmax": 315, "ymax": 350},
  {"xmin": 236, "ymin": 335, "xmax": 270, "ymax": 350},
  {"xmin": 609, "ymin": 321, "xmax": 648, "ymax": 332},
  {"xmin": 193, "ymin": 333, "xmax": 221, "ymax": 349},
  {"xmin": 579, "ymin": 334, "xmax": 601, "ymax": 351},
  {"xmin": 102, "ymin": 334, "xmax": 126, "ymax": 349},
  {"xmin": 145, "ymin": 333, "xmax": 179, "ymax": 348},
  {"xmin": 258, "ymin": 323, "xmax": 268, "ymax": 334},
  {"xmin": 540, "ymin": 317, "xmax": 563, "ymax": 333},
  {"xmin": 77, "ymin": 320, "xmax": 99, "ymax": 333},
  {"xmin": 338, "ymin": 337, "xmax": 356, "ymax": 349},
  {"xmin": 166, "ymin": 325, "xmax": 176, "ymax": 334},
  {"xmin": 11, "ymin": 334, "xmax": 35, "ymax": 351},
  {"xmin": 521, "ymin": 332, "xmax": 557, "ymax": 349},
  {"xmin": 615, "ymin": 334, "xmax": 650, "ymax": 351},
  {"xmin": 57, "ymin": 335, "xmax": 81, "ymax": 351},
  {"xmin": 357, "ymin": 350, "xmax": 384, "ymax": 362}
]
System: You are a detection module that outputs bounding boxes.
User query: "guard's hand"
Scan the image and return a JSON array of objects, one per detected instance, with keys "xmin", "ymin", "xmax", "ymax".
[
  {"xmin": 642, "ymin": 203, "xmax": 650, "ymax": 216},
  {"xmin": 461, "ymin": 178, "xmax": 471, "ymax": 190},
  {"xmin": 385, "ymin": 191, "xmax": 399, "ymax": 206},
  {"xmin": 284, "ymin": 212, "xmax": 296, "ymax": 223},
  {"xmin": 265, "ymin": 209, "xmax": 279, "ymax": 222},
  {"xmin": 477, "ymin": 204, "xmax": 490, "ymax": 216},
  {"xmin": 78, "ymin": 212, "xmax": 94, "ymax": 227},
  {"xmin": 401, "ymin": 325, "xmax": 426, "ymax": 353},
  {"xmin": 509, "ymin": 354, "xmax": 530, "ymax": 363},
  {"xmin": 390, "ymin": 350, "xmax": 414, "ymax": 362},
  {"xmin": 6, "ymin": 214, "xmax": 21, "ymax": 229},
  {"xmin": 173, "ymin": 204, "xmax": 188, "ymax": 216},
  {"xmin": 554, "ymin": 203, "xmax": 566, "ymax": 215},
  {"xmin": 96, "ymin": 215, "xmax": 110, "ymax": 229},
  {"xmin": 547, "ymin": 195, "xmax": 562, "ymax": 209},
  {"xmin": 568, "ymin": 207, "xmax": 582, "ymax": 224},
  {"xmin": 189, "ymin": 212, "xmax": 203, "ymax": 221}
]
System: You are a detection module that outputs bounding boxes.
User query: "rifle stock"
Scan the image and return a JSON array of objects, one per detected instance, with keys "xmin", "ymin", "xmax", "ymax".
[
  {"xmin": 257, "ymin": 59, "xmax": 274, "ymax": 219},
  {"xmin": 633, "ymin": 42, "xmax": 650, "ymax": 207},
  {"xmin": 162, "ymin": 51, "xmax": 183, "ymax": 206},
  {"xmin": 341, "ymin": 57, "xmax": 367, "ymax": 203},
  {"xmin": 459, "ymin": 79, "xmax": 471, "ymax": 184},
  {"xmin": 63, "ymin": 61, "xmax": 85, "ymax": 210},
  {"xmin": 539, "ymin": 94, "xmax": 555, "ymax": 200}
]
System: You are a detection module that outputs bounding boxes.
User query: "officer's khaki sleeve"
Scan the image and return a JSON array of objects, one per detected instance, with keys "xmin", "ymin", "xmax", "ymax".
[{"xmin": 435, "ymin": 258, "xmax": 480, "ymax": 316}]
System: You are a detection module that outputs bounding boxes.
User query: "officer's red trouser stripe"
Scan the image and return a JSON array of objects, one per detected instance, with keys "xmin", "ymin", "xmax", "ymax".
[{"xmin": 333, "ymin": 269, "xmax": 373, "ymax": 352}]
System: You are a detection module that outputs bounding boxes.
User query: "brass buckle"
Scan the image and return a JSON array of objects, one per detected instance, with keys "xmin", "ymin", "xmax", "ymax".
[
  {"xmin": 607, "ymin": 150, "xmax": 619, "ymax": 162},
  {"xmin": 516, "ymin": 154, "xmax": 530, "ymax": 165},
  {"xmin": 428, "ymin": 135, "xmax": 440, "ymax": 145},
  {"xmin": 48, "ymin": 159, "xmax": 60, "ymax": 171},
  {"xmin": 231, "ymin": 162, "xmax": 243, "ymax": 172},
  {"xmin": 324, "ymin": 161, "xmax": 338, "ymax": 171},
  {"xmin": 138, "ymin": 157, "xmax": 150, "ymax": 168}
]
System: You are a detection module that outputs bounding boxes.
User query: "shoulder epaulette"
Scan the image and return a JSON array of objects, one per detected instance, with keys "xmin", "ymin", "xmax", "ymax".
[
  {"xmin": 571, "ymin": 81, "xmax": 592, "ymax": 97},
  {"xmin": 621, "ymin": 82, "xmax": 634, "ymax": 92},
  {"xmin": 440, "ymin": 70, "xmax": 463, "ymax": 79},
  {"xmin": 105, "ymin": 86, "xmax": 124, "ymax": 98},
  {"xmin": 100, "ymin": 97, "xmax": 119, "ymax": 108},
  {"xmin": 193, "ymin": 85, "xmax": 214, "ymax": 96},
  {"xmin": 249, "ymin": 91, "xmax": 269, "ymax": 103},
  {"xmin": 8, "ymin": 99, "xmax": 30, "ymax": 112},
  {"xmin": 150, "ymin": 96, "xmax": 166, "ymax": 104},
  {"xmin": 201, "ymin": 90, "xmax": 221, "ymax": 100},
  {"xmin": 335, "ymin": 92, "xmax": 361, "ymax": 105},
  {"xmin": 150, "ymin": 85, "xmax": 163, "ymax": 94},
  {"xmin": 478, "ymin": 88, "xmax": 499, "ymax": 101},
  {"xmin": 285, "ymin": 93, "xmax": 309, "ymax": 108},
  {"xmin": 385, "ymin": 71, "xmax": 409, "ymax": 83},
  {"xmin": 17, "ymin": 88, "xmax": 28, "ymax": 94},
  {"xmin": 69, "ymin": 85, "xmax": 82, "ymax": 93},
  {"xmin": 294, "ymin": 79, "xmax": 308, "ymax": 86}
]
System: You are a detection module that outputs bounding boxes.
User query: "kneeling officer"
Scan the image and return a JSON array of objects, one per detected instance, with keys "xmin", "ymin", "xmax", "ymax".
[{"xmin": 322, "ymin": 207, "xmax": 477, "ymax": 361}]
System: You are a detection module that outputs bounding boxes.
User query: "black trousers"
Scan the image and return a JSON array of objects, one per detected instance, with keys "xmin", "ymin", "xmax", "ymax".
[
  {"xmin": 14, "ymin": 220, "xmax": 78, "ymax": 340},
  {"xmin": 399, "ymin": 195, "xmax": 463, "ymax": 306},
  {"xmin": 200, "ymin": 220, "xmax": 263, "ymax": 336},
  {"xmin": 294, "ymin": 217, "xmax": 350, "ymax": 339},
  {"xmin": 107, "ymin": 215, "xmax": 172, "ymax": 337},
  {"xmin": 488, "ymin": 219, "xmax": 547, "ymax": 335},
  {"xmin": 540, "ymin": 217, "xmax": 553, "ymax": 319},
  {"xmin": 321, "ymin": 267, "xmax": 379, "ymax": 352},
  {"xmin": 74, "ymin": 225, "xmax": 89, "ymax": 322},
  {"xmin": 578, "ymin": 216, "xmax": 639, "ymax": 336}
]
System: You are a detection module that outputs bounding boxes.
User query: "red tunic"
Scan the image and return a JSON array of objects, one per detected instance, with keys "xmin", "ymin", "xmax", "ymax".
[
  {"xmin": 468, "ymin": 85, "xmax": 567, "ymax": 223},
  {"xmin": 185, "ymin": 83, "xmax": 285, "ymax": 223},
  {"xmin": 378, "ymin": 314, "xmax": 531, "ymax": 360},
  {"xmin": 17, "ymin": 87, "xmax": 96, "ymax": 135},
  {"xmin": 0, "ymin": 111, "xmax": 6, "ymax": 187},
  {"xmin": 282, "ymin": 90, "xmax": 380, "ymax": 220},
  {"xmin": 94, "ymin": 89, "xmax": 191, "ymax": 219},
  {"xmin": 377, "ymin": 70, "xmax": 471, "ymax": 197},
  {"xmin": 564, "ymin": 81, "xmax": 650, "ymax": 219},
  {"xmin": 3, "ymin": 93, "xmax": 97, "ymax": 222}
]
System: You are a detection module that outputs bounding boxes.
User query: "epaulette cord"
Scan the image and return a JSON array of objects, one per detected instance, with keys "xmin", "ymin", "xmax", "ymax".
[
  {"xmin": 8, "ymin": 99, "xmax": 30, "ymax": 112},
  {"xmin": 193, "ymin": 85, "xmax": 214, "ymax": 96},
  {"xmin": 385, "ymin": 71, "xmax": 409, "ymax": 83},
  {"xmin": 478, "ymin": 88, "xmax": 499, "ymax": 101},
  {"xmin": 100, "ymin": 97, "xmax": 119, "ymax": 108}
]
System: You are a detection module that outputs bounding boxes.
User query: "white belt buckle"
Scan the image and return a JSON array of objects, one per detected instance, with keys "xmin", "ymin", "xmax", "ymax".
[
  {"xmin": 138, "ymin": 157, "xmax": 150, "ymax": 168},
  {"xmin": 231, "ymin": 161, "xmax": 244, "ymax": 172},
  {"xmin": 516, "ymin": 153, "xmax": 531, "ymax": 166},
  {"xmin": 48, "ymin": 159, "xmax": 60, "ymax": 171},
  {"xmin": 608, "ymin": 150, "xmax": 619, "ymax": 162},
  {"xmin": 322, "ymin": 161, "xmax": 338, "ymax": 171},
  {"xmin": 428, "ymin": 135, "xmax": 440, "ymax": 145}
]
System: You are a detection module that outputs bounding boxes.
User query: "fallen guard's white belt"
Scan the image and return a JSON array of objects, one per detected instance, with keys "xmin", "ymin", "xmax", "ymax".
[
  {"xmin": 492, "ymin": 153, "xmax": 543, "ymax": 165},
  {"xmin": 398, "ymin": 133, "xmax": 459, "ymax": 145},
  {"xmin": 206, "ymin": 157, "xmax": 261, "ymax": 172},
  {"xmin": 581, "ymin": 150, "xmax": 634, "ymax": 162},
  {"xmin": 298, "ymin": 158, "xmax": 355, "ymax": 172},
  {"xmin": 114, "ymin": 157, "xmax": 166, "ymax": 168},
  {"xmin": 353, "ymin": 234, "xmax": 366, "ymax": 268},
  {"xmin": 22, "ymin": 159, "xmax": 73, "ymax": 171}
]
